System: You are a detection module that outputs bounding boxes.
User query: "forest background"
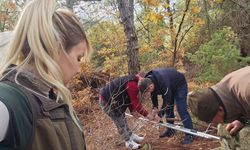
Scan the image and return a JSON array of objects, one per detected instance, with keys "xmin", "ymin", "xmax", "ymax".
[{"xmin": 1, "ymin": 0, "xmax": 250, "ymax": 149}]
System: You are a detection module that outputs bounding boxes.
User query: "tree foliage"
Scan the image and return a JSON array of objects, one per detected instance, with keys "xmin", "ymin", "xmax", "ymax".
[
  {"xmin": 1, "ymin": 0, "xmax": 250, "ymax": 84},
  {"xmin": 187, "ymin": 27, "xmax": 249, "ymax": 83},
  {"xmin": 87, "ymin": 21, "xmax": 127, "ymax": 77},
  {"xmin": 0, "ymin": 0, "xmax": 18, "ymax": 31}
]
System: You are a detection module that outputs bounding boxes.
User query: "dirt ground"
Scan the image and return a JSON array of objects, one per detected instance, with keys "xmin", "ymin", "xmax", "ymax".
[{"xmin": 73, "ymin": 88, "xmax": 221, "ymax": 150}]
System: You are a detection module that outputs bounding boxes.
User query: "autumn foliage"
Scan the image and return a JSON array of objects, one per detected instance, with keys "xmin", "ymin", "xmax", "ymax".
[{"xmin": 1, "ymin": 0, "xmax": 250, "ymax": 149}]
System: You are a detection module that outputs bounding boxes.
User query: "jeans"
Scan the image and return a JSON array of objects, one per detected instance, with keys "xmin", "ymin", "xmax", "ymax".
[
  {"xmin": 99, "ymin": 98, "xmax": 132, "ymax": 141},
  {"xmin": 163, "ymin": 83, "xmax": 193, "ymax": 136}
]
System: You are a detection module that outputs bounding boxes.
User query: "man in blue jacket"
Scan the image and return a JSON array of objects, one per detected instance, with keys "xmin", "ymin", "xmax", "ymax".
[{"xmin": 138, "ymin": 68, "xmax": 193, "ymax": 144}]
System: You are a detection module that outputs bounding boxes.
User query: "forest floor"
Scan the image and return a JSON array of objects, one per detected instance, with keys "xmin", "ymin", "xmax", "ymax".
[{"xmin": 72, "ymin": 87, "xmax": 221, "ymax": 150}]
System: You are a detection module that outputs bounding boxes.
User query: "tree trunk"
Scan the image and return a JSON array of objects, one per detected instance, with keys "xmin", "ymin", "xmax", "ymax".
[
  {"xmin": 221, "ymin": 0, "xmax": 250, "ymax": 56},
  {"xmin": 170, "ymin": 0, "xmax": 191, "ymax": 67},
  {"xmin": 203, "ymin": 0, "xmax": 211, "ymax": 37},
  {"xmin": 237, "ymin": 12, "xmax": 250, "ymax": 57},
  {"xmin": 117, "ymin": 0, "xmax": 140, "ymax": 75},
  {"xmin": 166, "ymin": 0, "xmax": 175, "ymax": 66},
  {"xmin": 229, "ymin": 0, "xmax": 250, "ymax": 56}
]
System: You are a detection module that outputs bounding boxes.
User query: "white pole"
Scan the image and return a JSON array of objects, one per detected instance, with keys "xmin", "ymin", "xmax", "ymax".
[{"xmin": 125, "ymin": 113, "xmax": 220, "ymax": 140}]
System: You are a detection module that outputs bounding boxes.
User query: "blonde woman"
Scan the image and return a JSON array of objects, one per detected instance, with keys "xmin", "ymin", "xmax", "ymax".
[{"xmin": 0, "ymin": 0, "xmax": 91, "ymax": 149}]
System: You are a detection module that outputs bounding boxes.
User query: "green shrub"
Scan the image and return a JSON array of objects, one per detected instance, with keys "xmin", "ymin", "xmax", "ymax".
[{"xmin": 187, "ymin": 26, "xmax": 249, "ymax": 83}]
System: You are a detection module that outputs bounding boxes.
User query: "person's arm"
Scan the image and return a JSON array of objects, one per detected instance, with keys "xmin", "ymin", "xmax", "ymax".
[
  {"xmin": 161, "ymin": 85, "xmax": 171, "ymax": 101},
  {"xmin": 126, "ymin": 81, "xmax": 148, "ymax": 117},
  {"xmin": 151, "ymin": 92, "xmax": 158, "ymax": 109},
  {"xmin": 0, "ymin": 101, "xmax": 9, "ymax": 142}
]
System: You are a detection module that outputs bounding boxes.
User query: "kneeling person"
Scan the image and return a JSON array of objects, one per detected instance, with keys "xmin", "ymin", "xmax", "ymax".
[{"xmin": 188, "ymin": 66, "xmax": 250, "ymax": 135}]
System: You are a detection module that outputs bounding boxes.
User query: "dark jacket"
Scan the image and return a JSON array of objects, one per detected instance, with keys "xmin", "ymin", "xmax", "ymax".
[
  {"xmin": 100, "ymin": 75, "xmax": 148, "ymax": 116},
  {"xmin": 145, "ymin": 68, "xmax": 186, "ymax": 108},
  {"xmin": 0, "ymin": 69, "xmax": 86, "ymax": 150}
]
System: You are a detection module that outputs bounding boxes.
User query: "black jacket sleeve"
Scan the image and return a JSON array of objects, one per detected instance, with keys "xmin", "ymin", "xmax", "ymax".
[{"xmin": 151, "ymin": 92, "xmax": 158, "ymax": 108}]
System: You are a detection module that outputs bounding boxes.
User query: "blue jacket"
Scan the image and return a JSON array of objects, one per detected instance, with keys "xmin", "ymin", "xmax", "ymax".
[{"xmin": 145, "ymin": 68, "xmax": 186, "ymax": 108}]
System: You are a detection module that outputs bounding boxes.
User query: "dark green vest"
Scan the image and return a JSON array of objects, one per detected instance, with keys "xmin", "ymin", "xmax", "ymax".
[{"xmin": 0, "ymin": 71, "xmax": 86, "ymax": 150}]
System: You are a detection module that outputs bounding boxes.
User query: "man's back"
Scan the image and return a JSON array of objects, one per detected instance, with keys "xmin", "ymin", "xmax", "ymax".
[{"xmin": 212, "ymin": 66, "xmax": 250, "ymax": 122}]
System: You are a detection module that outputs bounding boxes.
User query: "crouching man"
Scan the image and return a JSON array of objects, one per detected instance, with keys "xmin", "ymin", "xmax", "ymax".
[{"xmin": 188, "ymin": 66, "xmax": 250, "ymax": 149}]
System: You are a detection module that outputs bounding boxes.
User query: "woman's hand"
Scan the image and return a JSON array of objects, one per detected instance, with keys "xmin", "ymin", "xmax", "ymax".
[{"xmin": 226, "ymin": 120, "xmax": 244, "ymax": 135}]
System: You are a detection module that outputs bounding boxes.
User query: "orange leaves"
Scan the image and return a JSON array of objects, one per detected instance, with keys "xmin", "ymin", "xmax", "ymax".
[
  {"xmin": 3, "ymin": 0, "xmax": 16, "ymax": 11},
  {"xmin": 142, "ymin": 0, "xmax": 159, "ymax": 7},
  {"xmin": 146, "ymin": 11, "xmax": 164, "ymax": 23},
  {"xmin": 194, "ymin": 17, "xmax": 205, "ymax": 26},
  {"xmin": 142, "ymin": 0, "xmax": 168, "ymax": 24},
  {"xmin": 139, "ymin": 43, "xmax": 153, "ymax": 53},
  {"xmin": 191, "ymin": 7, "xmax": 201, "ymax": 14},
  {"xmin": 0, "ymin": 14, "xmax": 7, "ymax": 20},
  {"xmin": 72, "ymin": 87, "xmax": 95, "ymax": 114},
  {"xmin": 190, "ymin": 6, "xmax": 204, "ymax": 27},
  {"xmin": 0, "ymin": 0, "xmax": 17, "ymax": 30},
  {"xmin": 163, "ymin": 12, "xmax": 170, "ymax": 17}
]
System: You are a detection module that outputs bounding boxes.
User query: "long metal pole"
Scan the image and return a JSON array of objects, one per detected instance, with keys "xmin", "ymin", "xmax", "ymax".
[{"xmin": 125, "ymin": 113, "xmax": 220, "ymax": 140}]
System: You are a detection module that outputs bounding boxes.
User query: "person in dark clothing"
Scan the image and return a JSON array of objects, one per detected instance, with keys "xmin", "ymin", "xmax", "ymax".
[
  {"xmin": 138, "ymin": 68, "xmax": 194, "ymax": 144},
  {"xmin": 99, "ymin": 75, "xmax": 150, "ymax": 149}
]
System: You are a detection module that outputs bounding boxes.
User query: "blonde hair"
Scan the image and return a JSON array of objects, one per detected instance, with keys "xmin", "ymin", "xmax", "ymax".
[{"xmin": 0, "ymin": 0, "xmax": 91, "ymax": 130}]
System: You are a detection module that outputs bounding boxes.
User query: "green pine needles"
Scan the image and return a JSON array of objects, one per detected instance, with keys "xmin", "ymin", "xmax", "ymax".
[{"xmin": 187, "ymin": 26, "xmax": 250, "ymax": 83}]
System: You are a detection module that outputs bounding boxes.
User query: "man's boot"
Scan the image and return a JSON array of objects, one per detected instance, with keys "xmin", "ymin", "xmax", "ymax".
[
  {"xmin": 181, "ymin": 134, "xmax": 193, "ymax": 144},
  {"xmin": 159, "ymin": 128, "xmax": 175, "ymax": 138}
]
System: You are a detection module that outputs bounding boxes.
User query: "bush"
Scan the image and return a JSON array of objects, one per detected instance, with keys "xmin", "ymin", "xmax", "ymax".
[{"xmin": 187, "ymin": 26, "xmax": 249, "ymax": 83}]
